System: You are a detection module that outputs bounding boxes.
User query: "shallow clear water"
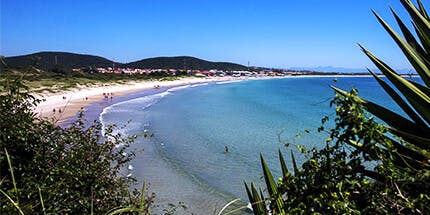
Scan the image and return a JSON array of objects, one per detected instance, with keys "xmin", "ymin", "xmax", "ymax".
[{"xmin": 99, "ymin": 77, "xmax": 416, "ymax": 213}]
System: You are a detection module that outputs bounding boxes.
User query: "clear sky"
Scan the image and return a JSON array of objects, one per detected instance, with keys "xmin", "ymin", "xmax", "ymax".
[{"xmin": 0, "ymin": 0, "xmax": 423, "ymax": 70}]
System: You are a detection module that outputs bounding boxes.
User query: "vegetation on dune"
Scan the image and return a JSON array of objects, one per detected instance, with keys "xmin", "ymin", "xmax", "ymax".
[
  {"xmin": 245, "ymin": 0, "xmax": 430, "ymax": 214},
  {"xmin": 0, "ymin": 64, "xmax": 187, "ymax": 94}
]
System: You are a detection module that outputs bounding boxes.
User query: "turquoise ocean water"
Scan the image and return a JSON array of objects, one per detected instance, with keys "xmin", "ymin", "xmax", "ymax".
[{"xmin": 99, "ymin": 77, "xmax": 412, "ymax": 213}]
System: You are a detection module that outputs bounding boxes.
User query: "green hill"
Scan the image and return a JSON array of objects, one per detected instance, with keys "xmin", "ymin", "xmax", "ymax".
[
  {"xmin": 2, "ymin": 52, "xmax": 247, "ymax": 71},
  {"xmin": 2, "ymin": 51, "xmax": 119, "ymax": 69},
  {"xmin": 125, "ymin": 56, "xmax": 247, "ymax": 70}
]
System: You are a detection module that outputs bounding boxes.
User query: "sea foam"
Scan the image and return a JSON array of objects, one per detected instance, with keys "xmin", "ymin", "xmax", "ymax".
[
  {"xmin": 215, "ymin": 80, "xmax": 244, "ymax": 85},
  {"xmin": 99, "ymin": 84, "xmax": 206, "ymax": 137}
]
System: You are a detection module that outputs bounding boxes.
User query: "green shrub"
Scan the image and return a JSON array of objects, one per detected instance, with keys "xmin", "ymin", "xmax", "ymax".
[{"xmin": 0, "ymin": 77, "xmax": 146, "ymax": 214}]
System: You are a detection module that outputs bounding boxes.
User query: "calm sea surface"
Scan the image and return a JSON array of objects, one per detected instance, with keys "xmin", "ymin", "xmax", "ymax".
[{"xmin": 99, "ymin": 76, "xmax": 414, "ymax": 213}]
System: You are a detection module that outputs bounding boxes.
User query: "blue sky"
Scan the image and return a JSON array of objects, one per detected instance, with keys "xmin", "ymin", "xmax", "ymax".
[{"xmin": 0, "ymin": 0, "xmax": 423, "ymax": 70}]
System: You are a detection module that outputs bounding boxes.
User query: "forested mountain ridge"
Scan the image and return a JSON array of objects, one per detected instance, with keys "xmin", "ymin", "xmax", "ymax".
[{"xmin": 2, "ymin": 52, "xmax": 247, "ymax": 71}]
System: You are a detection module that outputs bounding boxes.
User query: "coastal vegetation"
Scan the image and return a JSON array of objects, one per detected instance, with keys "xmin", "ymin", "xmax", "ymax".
[
  {"xmin": 0, "ymin": 77, "xmax": 154, "ymax": 214},
  {"xmin": 245, "ymin": 0, "xmax": 430, "ymax": 214}
]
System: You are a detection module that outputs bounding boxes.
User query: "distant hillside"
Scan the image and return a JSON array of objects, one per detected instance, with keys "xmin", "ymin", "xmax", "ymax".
[
  {"xmin": 2, "ymin": 52, "xmax": 248, "ymax": 71},
  {"xmin": 125, "ymin": 56, "xmax": 247, "ymax": 70},
  {"xmin": 3, "ymin": 52, "xmax": 120, "ymax": 69}
]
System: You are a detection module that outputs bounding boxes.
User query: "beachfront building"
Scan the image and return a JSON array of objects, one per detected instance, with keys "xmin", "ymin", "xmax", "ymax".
[{"xmin": 76, "ymin": 66, "xmax": 291, "ymax": 77}]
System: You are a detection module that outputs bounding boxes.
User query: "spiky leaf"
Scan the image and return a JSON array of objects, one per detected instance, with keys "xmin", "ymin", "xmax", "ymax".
[{"xmin": 278, "ymin": 149, "xmax": 289, "ymax": 178}]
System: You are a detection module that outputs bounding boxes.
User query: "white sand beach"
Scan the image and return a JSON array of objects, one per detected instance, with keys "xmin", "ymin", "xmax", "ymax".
[
  {"xmin": 33, "ymin": 74, "xmax": 359, "ymax": 123},
  {"xmin": 33, "ymin": 76, "xmax": 244, "ymax": 123}
]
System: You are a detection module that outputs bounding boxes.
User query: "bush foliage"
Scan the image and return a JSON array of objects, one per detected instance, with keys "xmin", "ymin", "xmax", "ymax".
[{"xmin": 0, "ymin": 77, "xmax": 148, "ymax": 214}]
